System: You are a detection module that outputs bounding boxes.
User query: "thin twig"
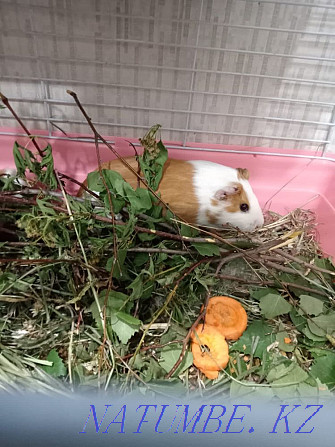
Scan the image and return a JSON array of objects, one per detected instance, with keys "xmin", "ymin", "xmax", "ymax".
[
  {"xmin": 66, "ymin": 89, "xmax": 179, "ymax": 219},
  {"xmin": 165, "ymin": 290, "xmax": 211, "ymax": 379},
  {"xmin": 0, "ymin": 92, "xmax": 44, "ymax": 157},
  {"xmin": 59, "ymin": 173, "xmax": 100, "ymax": 199},
  {"xmin": 0, "ymin": 93, "xmax": 97, "ymax": 197},
  {"xmin": 215, "ymin": 240, "xmax": 283, "ymax": 274},
  {"xmin": 127, "ymin": 247, "xmax": 191, "ymax": 255},
  {"xmin": 0, "ymin": 258, "xmax": 75, "ymax": 264},
  {"xmin": 273, "ymin": 249, "xmax": 335, "ymax": 277},
  {"xmin": 129, "ymin": 257, "xmax": 212, "ymax": 373},
  {"xmin": 215, "ymin": 274, "xmax": 329, "ymax": 297}
]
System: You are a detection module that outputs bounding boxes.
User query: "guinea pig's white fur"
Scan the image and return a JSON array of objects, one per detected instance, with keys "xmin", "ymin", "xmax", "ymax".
[
  {"xmin": 82, "ymin": 157, "xmax": 264, "ymax": 232},
  {"xmin": 188, "ymin": 160, "xmax": 264, "ymax": 231}
]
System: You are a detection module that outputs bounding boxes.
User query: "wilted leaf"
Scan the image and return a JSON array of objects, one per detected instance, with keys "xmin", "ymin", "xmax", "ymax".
[
  {"xmin": 259, "ymin": 293, "xmax": 292, "ymax": 319},
  {"xmin": 139, "ymin": 127, "xmax": 168, "ymax": 191},
  {"xmin": 276, "ymin": 325, "xmax": 295, "ymax": 352},
  {"xmin": 289, "ymin": 309, "xmax": 306, "ymax": 332},
  {"xmin": 310, "ymin": 352, "xmax": 335, "ymax": 388},
  {"xmin": 299, "ymin": 295, "xmax": 324, "ymax": 316},
  {"xmin": 250, "ymin": 288, "xmax": 279, "ymax": 301},
  {"xmin": 230, "ymin": 380, "xmax": 275, "ymax": 399},
  {"xmin": 301, "ymin": 325, "xmax": 327, "ymax": 342},
  {"xmin": 297, "ymin": 379, "xmax": 331, "ymax": 398},
  {"xmin": 307, "ymin": 312, "xmax": 335, "ymax": 337},
  {"xmin": 141, "ymin": 358, "xmax": 165, "ymax": 382},
  {"xmin": 267, "ymin": 362, "xmax": 308, "ymax": 385},
  {"xmin": 159, "ymin": 344, "xmax": 193, "ymax": 377},
  {"xmin": 231, "ymin": 320, "xmax": 276, "ymax": 358}
]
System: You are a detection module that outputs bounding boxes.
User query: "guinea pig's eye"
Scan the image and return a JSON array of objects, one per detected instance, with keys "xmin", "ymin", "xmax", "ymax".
[{"xmin": 240, "ymin": 203, "xmax": 249, "ymax": 212}]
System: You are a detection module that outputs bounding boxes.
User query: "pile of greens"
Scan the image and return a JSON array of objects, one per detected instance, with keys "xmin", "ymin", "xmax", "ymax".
[{"xmin": 0, "ymin": 124, "xmax": 334, "ymax": 399}]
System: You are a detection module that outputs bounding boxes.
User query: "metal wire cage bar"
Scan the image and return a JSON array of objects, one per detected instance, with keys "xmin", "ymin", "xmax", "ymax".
[{"xmin": 0, "ymin": 0, "xmax": 334, "ymax": 154}]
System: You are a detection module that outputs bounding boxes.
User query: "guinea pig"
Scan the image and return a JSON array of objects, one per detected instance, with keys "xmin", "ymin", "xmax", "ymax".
[{"xmin": 81, "ymin": 157, "xmax": 264, "ymax": 232}]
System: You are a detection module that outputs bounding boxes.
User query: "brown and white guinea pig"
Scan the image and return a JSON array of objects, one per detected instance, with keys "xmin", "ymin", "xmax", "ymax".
[{"xmin": 81, "ymin": 157, "xmax": 264, "ymax": 232}]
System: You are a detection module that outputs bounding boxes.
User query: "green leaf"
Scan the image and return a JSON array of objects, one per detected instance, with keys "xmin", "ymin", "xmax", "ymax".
[
  {"xmin": 267, "ymin": 362, "xmax": 308, "ymax": 386},
  {"xmin": 36, "ymin": 198, "xmax": 57, "ymax": 216},
  {"xmin": 278, "ymin": 273, "xmax": 322, "ymax": 298},
  {"xmin": 113, "ymin": 311, "xmax": 141, "ymax": 326},
  {"xmin": 122, "ymin": 183, "xmax": 150, "ymax": 213},
  {"xmin": 0, "ymin": 272, "xmax": 17, "ymax": 293},
  {"xmin": 297, "ymin": 379, "xmax": 331, "ymax": 398},
  {"xmin": 106, "ymin": 249, "xmax": 128, "ymax": 280},
  {"xmin": 103, "ymin": 169, "xmax": 128, "ymax": 195},
  {"xmin": 89, "ymin": 290, "xmax": 132, "ymax": 330},
  {"xmin": 259, "ymin": 293, "xmax": 292, "ymax": 319},
  {"xmin": 133, "ymin": 252, "xmax": 150, "ymax": 266},
  {"xmin": 140, "ymin": 357, "xmax": 164, "ymax": 382},
  {"xmin": 299, "ymin": 295, "xmax": 324, "ymax": 316},
  {"xmin": 301, "ymin": 325, "xmax": 327, "ymax": 342},
  {"xmin": 127, "ymin": 274, "xmax": 144, "ymax": 300},
  {"xmin": 131, "ymin": 187, "xmax": 153, "ymax": 213},
  {"xmin": 138, "ymin": 126, "xmax": 168, "ymax": 191},
  {"xmin": 111, "ymin": 311, "xmax": 142, "ymax": 344},
  {"xmin": 313, "ymin": 257, "xmax": 335, "ymax": 274},
  {"xmin": 40, "ymin": 143, "xmax": 57, "ymax": 188},
  {"xmin": 40, "ymin": 349, "xmax": 67, "ymax": 377},
  {"xmin": 276, "ymin": 326, "xmax": 295, "ymax": 352},
  {"xmin": 86, "ymin": 171, "xmax": 103, "ymax": 192},
  {"xmin": 310, "ymin": 352, "xmax": 335, "ymax": 388},
  {"xmin": 87, "ymin": 169, "xmax": 126, "ymax": 199},
  {"xmin": 230, "ymin": 381, "xmax": 274, "ymax": 399},
  {"xmin": 250, "ymin": 288, "xmax": 279, "ymax": 301},
  {"xmin": 307, "ymin": 312, "xmax": 335, "ymax": 337},
  {"xmin": 180, "ymin": 224, "xmax": 199, "ymax": 238},
  {"xmin": 191, "ymin": 242, "xmax": 220, "ymax": 256},
  {"xmin": 289, "ymin": 309, "xmax": 307, "ymax": 332},
  {"xmin": 155, "ymin": 271, "xmax": 180, "ymax": 286},
  {"xmin": 159, "ymin": 344, "xmax": 193, "ymax": 377},
  {"xmin": 12, "ymin": 141, "xmax": 57, "ymax": 188},
  {"xmin": 231, "ymin": 320, "xmax": 276, "ymax": 358},
  {"xmin": 13, "ymin": 141, "xmax": 27, "ymax": 175},
  {"xmin": 138, "ymin": 231, "xmax": 157, "ymax": 241}
]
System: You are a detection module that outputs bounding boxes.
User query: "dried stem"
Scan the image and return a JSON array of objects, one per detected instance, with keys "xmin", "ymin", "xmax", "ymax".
[
  {"xmin": 215, "ymin": 274, "xmax": 329, "ymax": 297},
  {"xmin": 273, "ymin": 249, "xmax": 335, "ymax": 277},
  {"xmin": 0, "ymin": 258, "xmax": 75, "ymax": 265},
  {"xmin": 66, "ymin": 89, "xmax": 179, "ymax": 219},
  {"xmin": 129, "ymin": 257, "xmax": 212, "ymax": 373},
  {"xmin": 0, "ymin": 92, "xmax": 100, "ymax": 196},
  {"xmin": 0, "ymin": 92, "xmax": 44, "ymax": 158},
  {"xmin": 166, "ymin": 290, "xmax": 211, "ymax": 379}
]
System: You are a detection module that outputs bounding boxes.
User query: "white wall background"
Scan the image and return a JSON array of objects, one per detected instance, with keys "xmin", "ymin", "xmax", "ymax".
[{"xmin": 0, "ymin": 0, "xmax": 335, "ymax": 153}]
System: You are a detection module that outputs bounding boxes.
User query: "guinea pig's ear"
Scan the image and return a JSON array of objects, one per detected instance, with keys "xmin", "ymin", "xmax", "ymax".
[
  {"xmin": 214, "ymin": 184, "xmax": 241, "ymax": 201},
  {"xmin": 236, "ymin": 168, "xmax": 250, "ymax": 180}
]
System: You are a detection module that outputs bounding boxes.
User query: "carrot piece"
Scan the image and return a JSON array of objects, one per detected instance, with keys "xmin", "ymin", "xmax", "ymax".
[
  {"xmin": 203, "ymin": 296, "xmax": 248, "ymax": 340},
  {"xmin": 191, "ymin": 324, "xmax": 229, "ymax": 375}
]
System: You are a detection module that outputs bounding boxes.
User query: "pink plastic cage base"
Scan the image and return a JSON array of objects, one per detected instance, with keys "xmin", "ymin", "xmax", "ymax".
[{"xmin": 1, "ymin": 127, "xmax": 334, "ymax": 259}]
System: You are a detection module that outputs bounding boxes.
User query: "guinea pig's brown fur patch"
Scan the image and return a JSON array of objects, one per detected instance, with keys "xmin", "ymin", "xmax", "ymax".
[
  {"xmin": 206, "ymin": 209, "xmax": 219, "ymax": 225},
  {"xmin": 211, "ymin": 198, "xmax": 219, "ymax": 207},
  {"xmin": 237, "ymin": 168, "xmax": 250, "ymax": 181},
  {"xmin": 82, "ymin": 157, "xmax": 199, "ymax": 223},
  {"xmin": 225, "ymin": 182, "xmax": 250, "ymax": 213}
]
